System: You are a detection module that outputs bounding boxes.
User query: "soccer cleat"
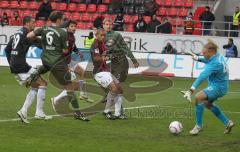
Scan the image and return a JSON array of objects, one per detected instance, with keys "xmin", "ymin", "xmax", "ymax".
[
  {"xmin": 115, "ymin": 113, "xmax": 127, "ymax": 120},
  {"xmin": 103, "ymin": 112, "xmax": 116, "ymax": 120},
  {"xmin": 224, "ymin": 120, "xmax": 234, "ymax": 134},
  {"xmin": 17, "ymin": 110, "xmax": 29, "ymax": 124},
  {"xmin": 74, "ymin": 111, "xmax": 90, "ymax": 122},
  {"xmin": 34, "ymin": 115, "xmax": 53, "ymax": 120},
  {"xmin": 189, "ymin": 125, "xmax": 202, "ymax": 135}
]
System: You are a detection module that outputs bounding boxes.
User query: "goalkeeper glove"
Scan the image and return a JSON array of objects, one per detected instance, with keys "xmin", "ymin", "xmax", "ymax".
[
  {"xmin": 192, "ymin": 54, "xmax": 199, "ymax": 61},
  {"xmin": 180, "ymin": 90, "xmax": 193, "ymax": 102}
]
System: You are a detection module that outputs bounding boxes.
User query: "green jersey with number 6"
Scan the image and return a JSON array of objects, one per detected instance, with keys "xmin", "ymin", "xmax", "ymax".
[{"xmin": 34, "ymin": 26, "xmax": 68, "ymax": 66}]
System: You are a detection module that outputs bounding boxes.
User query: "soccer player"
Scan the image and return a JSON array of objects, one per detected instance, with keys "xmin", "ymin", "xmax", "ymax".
[
  {"xmin": 90, "ymin": 28, "xmax": 125, "ymax": 119},
  {"xmin": 5, "ymin": 16, "xmax": 52, "ymax": 124},
  {"xmin": 102, "ymin": 18, "xmax": 139, "ymax": 112},
  {"xmin": 103, "ymin": 18, "xmax": 139, "ymax": 83},
  {"xmin": 54, "ymin": 20, "xmax": 91, "ymax": 102},
  {"xmin": 27, "ymin": 11, "xmax": 89, "ymax": 121},
  {"xmin": 181, "ymin": 40, "xmax": 234, "ymax": 135}
]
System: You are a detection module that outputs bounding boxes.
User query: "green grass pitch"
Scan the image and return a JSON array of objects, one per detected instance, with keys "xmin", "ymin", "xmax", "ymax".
[{"xmin": 0, "ymin": 66, "xmax": 239, "ymax": 152}]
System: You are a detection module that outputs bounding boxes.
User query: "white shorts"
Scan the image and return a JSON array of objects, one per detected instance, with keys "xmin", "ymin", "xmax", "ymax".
[
  {"xmin": 68, "ymin": 61, "xmax": 81, "ymax": 71},
  {"xmin": 14, "ymin": 67, "xmax": 36, "ymax": 85},
  {"xmin": 94, "ymin": 72, "xmax": 119, "ymax": 88}
]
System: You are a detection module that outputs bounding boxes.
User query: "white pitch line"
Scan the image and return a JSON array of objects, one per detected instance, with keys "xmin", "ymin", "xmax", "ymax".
[
  {"xmin": 0, "ymin": 105, "xmax": 239, "ymax": 123},
  {"xmin": 170, "ymin": 87, "xmax": 240, "ymax": 94}
]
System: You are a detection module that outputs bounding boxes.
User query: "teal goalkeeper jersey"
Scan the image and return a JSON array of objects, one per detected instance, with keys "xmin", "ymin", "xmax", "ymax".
[{"xmin": 191, "ymin": 53, "xmax": 229, "ymax": 93}]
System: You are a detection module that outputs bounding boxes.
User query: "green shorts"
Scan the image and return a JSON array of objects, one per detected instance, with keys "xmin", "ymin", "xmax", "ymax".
[{"xmin": 49, "ymin": 60, "xmax": 72, "ymax": 86}]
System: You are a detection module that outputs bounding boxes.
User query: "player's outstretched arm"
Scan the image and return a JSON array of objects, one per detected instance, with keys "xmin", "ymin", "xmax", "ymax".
[
  {"xmin": 27, "ymin": 31, "xmax": 36, "ymax": 40},
  {"xmin": 117, "ymin": 34, "xmax": 139, "ymax": 68}
]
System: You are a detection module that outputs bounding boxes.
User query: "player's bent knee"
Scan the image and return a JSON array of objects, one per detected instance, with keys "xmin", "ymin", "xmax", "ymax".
[{"xmin": 204, "ymin": 101, "xmax": 213, "ymax": 109}]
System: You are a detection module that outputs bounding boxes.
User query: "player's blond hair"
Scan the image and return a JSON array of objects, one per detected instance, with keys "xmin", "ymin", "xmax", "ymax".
[
  {"xmin": 204, "ymin": 39, "xmax": 218, "ymax": 52},
  {"xmin": 103, "ymin": 18, "xmax": 113, "ymax": 24}
]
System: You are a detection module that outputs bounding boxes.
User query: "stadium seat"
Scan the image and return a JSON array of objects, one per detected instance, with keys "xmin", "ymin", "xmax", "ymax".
[
  {"xmin": 97, "ymin": 4, "xmax": 107, "ymax": 13},
  {"xmin": 32, "ymin": 11, "xmax": 37, "ymax": 18},
  {"xmin": 193, "ymin": 29, "xmax": 201, "ymax": 35},
  {"xmin": 77, "ymin": 22, "xmax": 85, "ymax": 29},
  {"xmin": 58, "ymin": 3, "xmax": 67, "ymax": 11},
  {"xmin": 102, "ymin": 0, "xmax": 111, "ymax": 4},
  {"xmin": 21, "ymin": 10, "xmax": 31, "ymax": 17},
  {"xmin": 172, "ymin": 27, "xmax": 176, "ymax": 34},
  {"xmin": 19, "ymin": 1, "xmax": 28, "ymax": 9},
  {"xmin": 10, "ymin": 1, "xmax": 19, "ymax": 9},
  {"xmin": 155, "ymin": 0, "xmax": 163, "ymax": 6},
  {"xmin": 91, "ymin": 13, "xmax": 99, "ymax": 21},
  {"xmin": 87, "ymin": 4, "xmax": 97, "ymax": 13},
  {"xmin": 103, "ymin": 14, "xmax": 111, "ymax": 19},
  {"xmin": 68, "ymin": 3, "xmax": 77, "ymax": 12},
  {"xmin": 51, "ymin": 2, "xmax": 58, "ymax": 10},
  {"xmin": 125, "ymin": 24, "xmax": 134, "ymax": 32},
  {"xmin": 36, "ymin": 20, "xmax": 45, "ymax": 27},
  {"xmin": 77, "ymin": 4, "xmax": 87, "ymax": 12},
  {"xmin": 29, "ymin": 2, "xmax": 39, "ymax": 10},
  {"xmin": 2, "ymin": 9, "xmax": 12, "ymax": 17},
  {"xmin": 81, "ymin": 13, "xmax": 91, "ymax": 22},
  {"xmin": 124, "ymin": 15, "xmax": 132, "ymax": 24},
  {"xmin": 0, "ymin": 1, "xmax": 9, "ymax": 9},
  {"xmin": 184, "ymin": 0, "xmax": 193, "ymax": 8},
  {"xmin": 71, "ymin": 12, "xmax": 80, "ymax": 21},
  {"xmin": 156, "ymin": 7, "xmax": 167, "ymax": 16},
  {"xmin": 144, "ymin": 16, "xmax": 151, "ymax": 24},
  {"xmin": 178, "ymin": 8, "xmax": 188, "ymax": 17},
  {"xmin": 64, "ymin": 12, "xmax": 71, "ymax": 19},
  {"xmin": 195, "ymin": 22, "xmax": 202, "ymax": 28},
  {"xmin": 85, "ymin": 22, "xmax": 93, "ymax": 29},
  {"xmin": 174, "ymin": 0, "xmax": 183, "ymax": 7},
  {"xmin": 132, "ymin": 15, "xmax": 138, "ymax": 23},
  {"xmin": 163, "ymin": 0, "xmax": 172, "ymax": 7},
  {"xmin": 167, "ymin": 8, "xmax": 177, "ymax": 16},
  {"xmin": 175, "ymin": 18, "xmax": 183, "ymax": 26}
]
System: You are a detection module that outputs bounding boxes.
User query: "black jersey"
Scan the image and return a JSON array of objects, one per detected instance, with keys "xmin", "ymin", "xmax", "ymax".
[{"xmin": 5, "ymin": 27, "xmax": 33, "ymax": 74}]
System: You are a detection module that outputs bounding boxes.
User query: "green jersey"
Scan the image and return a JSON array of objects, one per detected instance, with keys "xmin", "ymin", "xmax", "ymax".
[
  {"xmin": 34, "ymin": 26, "xmax": 68, "ymax": 66},
  {"xmin": 106, "ymin": 31, "xmax": 137, "ymax": 64}
]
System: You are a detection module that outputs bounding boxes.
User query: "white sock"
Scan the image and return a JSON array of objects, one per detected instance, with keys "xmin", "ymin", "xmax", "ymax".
[
  {"xmin": 35, "ymin": 86, "xmax": 47, "ymax": 116},
  {"xmin": 54, "ymin": 90, "xmax": 68, "ymax": 104},
  {"xmin": 114, "ymin": 94, "xmax": 122, "ymax": 116},
  {"xmin": 21, "ymin": 88, "xmax": 38, "ymax": 116},
  {"xmin": 78, "ymin": 80, "xmax": 86, "ymax": 95},
  {"xmin": 104, "ymin": 92, "xmax": 116, "ymax": 113}
]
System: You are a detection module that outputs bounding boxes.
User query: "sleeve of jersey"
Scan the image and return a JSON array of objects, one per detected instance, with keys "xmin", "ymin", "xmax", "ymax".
[
  {"xmin": 61, "ymin": 31, "xmax": 68, "ymax": 50},
  {"xmin": 117, "ymin": 34, "xmax": 138, "ymax": 64},
  {"xmin": 191, "ymin": 64, "xmax": 215, "ymax": 90},
  {"xmin": 34, "ymin": 27, "xmax": 43, "ymax": 36},
  {"xmin": 5, "ymin": 37, "xmax": 13, "ymax": 64},
  {"xmin": 198, "ymin": 56, "xmax": 208, "ymax": 63}
]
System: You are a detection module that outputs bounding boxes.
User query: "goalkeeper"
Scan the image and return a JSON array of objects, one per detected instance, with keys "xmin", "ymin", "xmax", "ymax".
[{"xmin": 181, "ymin": 40, "xmax": 234, "ymax": 135}]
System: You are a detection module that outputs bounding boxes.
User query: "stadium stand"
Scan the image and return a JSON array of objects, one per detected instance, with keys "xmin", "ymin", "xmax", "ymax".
[{"xmin": 0, "ymin": 0, "xmax": 196, "ymax": 34}]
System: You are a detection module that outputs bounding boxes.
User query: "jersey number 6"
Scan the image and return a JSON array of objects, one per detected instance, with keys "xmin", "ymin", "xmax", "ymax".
[{"xmin": 46, "ymin": 32, "xmax": 54, "ymax": 45}]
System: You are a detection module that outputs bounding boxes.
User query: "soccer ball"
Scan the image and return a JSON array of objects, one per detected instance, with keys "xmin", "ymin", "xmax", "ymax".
[{"xmin": 169, "ymin": 121, "xmax": 183, "ymax": 135}]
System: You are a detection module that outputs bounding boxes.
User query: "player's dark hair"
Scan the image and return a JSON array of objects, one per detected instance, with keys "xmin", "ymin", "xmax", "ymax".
[
  {"xmin": 95, "ymin": 28, "xmax": 105, "ymax": 36},
  {"xmin": 65, "ymin": 20, "xmax": 77, "ymax": 28},
  {"xmin": 23, "ymin": 16, "xmax": 33, "ymax": 25},
  {"xmin": 229, "ymin": 38, "xmax": 233, "ymax": 43},
  {"xmin": 49, "ymin": 11, "xmax": 64, "ymax": 22}
]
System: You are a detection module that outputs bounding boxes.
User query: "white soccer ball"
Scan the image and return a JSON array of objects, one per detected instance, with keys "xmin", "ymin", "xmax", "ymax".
[{"xmin": 169, "ymin": 121, "xmax": 183, "ymax": 135}]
